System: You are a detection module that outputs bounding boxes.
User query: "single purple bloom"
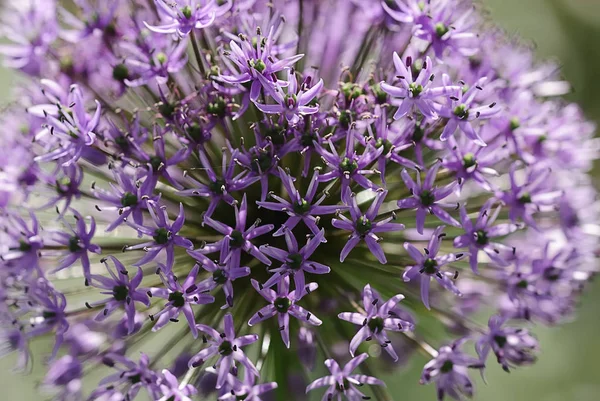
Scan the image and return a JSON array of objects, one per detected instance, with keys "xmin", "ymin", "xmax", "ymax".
[
  {"xmin": 259, "ymin": 228, "xmax": 330, "ymax": 292},
  {"xmin": 254, "ymin": 70, "xmax": 323, "ymax": 124},
  {"xmin": 0, "ymin": 210, "xmax": 44, "ymax": 276},
  {"xmin": 454, "ymin": 201, "xmax": 519, "ymax": 273},
  {"xmin": 126, "ymin": 201, "xmax": 193, "ymax": 270},
  {"xmin": 381, "ymin": 54, "xmax": 460, "ymax": 120},
  {"xmin": 189, "ymin": 313, "xmax": 259, "ymax": 389},
  {"xmin": 397, "ymin": 163, "xmax": 460, "ymax": 234},
  {"xmin": 203, "ymin": 195, "xmax": 274, "ymax": 268},
  {"xmin": 248, "ymin": 276, "xmax": 322, "ymax": 348},
  {"xmin": 49, "ymin": 210, "xmax": 101, "ymax": 279},
  {"xmin": 24, "ymin": 280, "xmax": 69, "ymax": 359},
  {"xmin": 92, "ymin": 167, "xmax": 158, "ymax": 231},
  {"xmin": 38, "ymin": 164, "xmax": 84, "ymax": 214},
  {"xmin": 258, "ymin": 167, "xmax": 347, "ymax": 237},
  {"xmin": 496, "ymin": 164, "xmax": 563, "ymax": 228},
  {"xmin": 31, "ymin": 84, "xmax": 102, "ymax": 166},
  {"xmin": 316, "ymin": 129, "xmax": 383, "ymax": 196},
  {"xmin": 94, "ymin": 353, "xmax": 160, "ymax": 400},
  {"xmin": 145, "ymin": 0, "xmax": 231, "ymax": 37},
  {"xmin": 220, "ymin": 26, "xmax": 304, "ymax": 102},
  {"xmin": 122, "ymin": 39, "xmax": 189, "ymax": 87},
  {"xmin": 219, "ymin": 374, "xmax": 278, "ymax": 401},
  {"xmin": 338, "ymin": 284, "xmax": 414, "ymax": 361},
  {"xmin": 332, "ymin": 189, "xmax": 405, "ymax": 263},
  {"xmin": 421, "ymin": 339, "xmax": 484, "ymax": 401},
  {"xmin": 188, "ymin": 245, "xmax": 251, "ymax": 309},
  {"xmin": 403, "ymin": 226, "xmax": 466, "ymax": 309},
  {"xmin": 43, "ymin": 355, "xmax": 82, "ymax": 399},
  {"xmin": 157, "ymin": 369, "xmax": 198, "ymax": 401},
  {"xmin": 306, "ymin": 353, "xmax": 384, "ymax": 400},
  {"xmin": 149, "ymin": 264, "xmax": 215, "ymax": 338},
  {"xmin": 476, "ymin": 315, "xmax": 538, "ymax": 372},
  {"xmin": 87, "ymin": 256, "xmax": 151, "ymax": 335},
  {"xmin": 133, "ymin": 127, "xmax": 192, "ymax": 190},
  {"xmin": 179, "ymin": 148, "xmax": 259, "ymax": 217},
  {"xmin": 435, "ymin": 77, "xmax": 499, "ymax": 146}
]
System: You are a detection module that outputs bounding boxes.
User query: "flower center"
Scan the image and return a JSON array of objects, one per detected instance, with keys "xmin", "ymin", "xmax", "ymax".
[
  {"xmin": 435, "ymin": 23, "xmax": 449, "ymax": 38},
  {"xmin": 453, "ymin": 104, "xmax": 469, "ymax": 119},
  {"xmin": 356, "ymin": 216, "xmax": 372, "ymax": 236},
  {"xmin": 212, "ymin": 269, "xmax": 228, "ymax": 284},
  {"xmin": 286, "ymin": 253, "xmax": 304, "ymax": 270},
  {"xmin": 251, "ymin": 59, "xmax": 266, "ymax": 73},
  {"xmin": 274, "ymin": 297, "xmax": 291, "ymax": 313},
  {"xmin": 518, "ymin": 192, "xmax": 532, "ymax": 204},
  {"xmin": 336, "ymin": 378, "xmax": 351, "ymax": 392},
  {"xmin": 494, "ymin": 335, "xmax": 507, "ymax": 348},
  {"xmin": 153, "ymin": 228, "xmax": 170, "ymax": 245},
  {"xmin": 375, "ymin": 138, "xmax": 393, "ymax": 153},
  {"xmin": 68, "ymin": 236, "xmax": 81, "ymax": 253},
  {"xmin": 408, "ymin": 83, "xmax": 424, "ymax": 97},
  {"xmin": 209, "ymin": 179, "xmax": 227, "ymax": 195},
  {"xmin": 367, "ymin": 317, "xmax": 384, "ymax": 333},
  {"xmin": 543, "ymin": 267, "xmax": 562, "ymax": 282},
  {"xmin": 419, "ymin": 190, "xmax": 436, "ymax": 207},
  {"xmin": 120, "ymin": 192, "xmax": 138, "ymax": 208},
  {"xmin": 440, "ymin": 360, "xmax": 454, "ymax": 373},
  {"xmin": 181, "ymin": 5, "xmax": 193, "ymax": 19},
  {"xmin": 168, "ymin": 291, "xmax": 185, "ymax": 308},
  {"xmin": 339, "ymin": 157, "xmax": 358, "ymax": 174},
  {"xmin": 19, "ymin": 240, "xmax": 32, "ymax": 252},
  {"xmin": 219, "ymin": 340, "xmax": 234, "ymax": 356},
  {"xmin": 112, "ymin": 64, "xmax": 129, "ymax": 81},
  {"xmin": 113, "ymin": 285, "xmax": 129, "ymax": 302},
  {"xmin": 207, "ymin": 97, "xmax": 227, "ymax": 117},
  {"xmin": 229, "ymin": 230, "xmax": 245, "ymax": 248},
  {"xmin": 510, "ymin": 117, "xmax": 520, "ymax": 131},
  {"xmin": 463, "ymin": 153, "xmax": 477, "ymax": 169},
  {"xmin": 149, "ymin": 156, "xmax": 163, "ymax": 172},
  {"xmin": 423, "ymin": 258, "xmax": 438, "ymax": 275},
  {"xmin": 475, "ymin": 230, "xmax": 488, "ymax": 246},
  {"xmin": 129, "ymin": 373, "xmax": 141, "ymax": 384},
  {"xmin": 293, "ymin": 198, "xmax": 311, "ymax": 215}
]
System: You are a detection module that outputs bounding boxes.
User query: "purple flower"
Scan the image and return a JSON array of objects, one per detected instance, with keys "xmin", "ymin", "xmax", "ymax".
[
  {"xmin": 403, "ymin": 226, "xmax": 466, "ymax": 309},
  {"xmin": 435, "ymin": 77, "xmax": 499, "ymax": 146},
  {"xmin": 0, "ymin": 211, "xmax": 43, "ymax": 276},
  {"xmin": 219, "ymin": 374, "xmax": 278, "ymax": 401},
  {"xmin": 30, "ymin": 84, "xmax": 102, "ymax": 166},
  {"xmin": 145, "ymin": 0, "xmax": 231, "ymax": 37},
  {"xmin": 149, "ymin": 264, "xmax": 215, "ymax": 338},
  {"xmin": 157, "ymin": 369, "xmax": 198, "ymax": 401},
  {"xmin": 126, "ymin": 201, "xmax": 193, "ymax": 270},
  {"xmin": 258, "ymin": 167, "xmax": 347, "ymax": 237},
  {"xmin": 316, "ymin": 130, "xmax": 383, "ymax": 195},
  {"xmin": 397, "ymin": 163, "xmax": 460, "ymax": 234},
  {"xmin": 43, "ymin": 355, "xmax": 82, "ymax": 399},
  {"xmin": 87, "ymin": 256, "xmax": 150, "ymax": 335},
  {"xmin": 203, "ymin": 195, "xmax": 274, "ymax": 268},
  {"xmin": 189, "ymin": 314, "xmax": 259, "ymax": 389},
  {"xmin": 122, "ymin": 38, "xmax": 189, "ymax": 87},
  {"xmin": 338, "ymin": 284, "xmax": 414, "ymax": 361},
  {"xmin": 220, "ymin": 26, "xmax": 304, "ymax": 102},
  {"xmin": 92, "ymin": 167, "xmax": 158, "ymax": 231},
  {"xmin": 254, "ymin": 70, "xmax": 323, "ymax": 124},
  {"xmin": 332, "ymin": 189, "xmax": 405, "ymax": 263},
  {"xmin": 381, "ymin": 54, "xmax": 460, "ymax": 120},
  {"xmin": 248, "ymin": 277, "xmax": 322, "ymax": 348},
  {"xmin": 93, "ymin": 353, "xmax": 160, "ymax": 400},
  {"xmin": 496, "ymin": 165, "xmax": 563, "ymax": 228},
  {"xmin": 259, "ymin": 228, "xmax": 329, "ymax": 291},
  {"xmin": 476, "ymin": 315, "xmax": 538, "ymax": 372},
  {"xmin": 454, "ymin": 202, "xmax": 519, "ymax": 273},
  {"xmin": 179, "ymin": 148, "xmax": 259, "ymax": 217},
  {"xmin": 421, "ymin": 340, "xmax": 484, "ymax": 401},
  {"xmin": 306, "ymin": 353, "xmax": 384, "ymax": 400},
  {"xmin": 50, "ymin": 210, "xmax": 101, "ymax": 279},
  {"xmin": 188, "ymin": 246, "xmax": 250, "ymax": 308}
]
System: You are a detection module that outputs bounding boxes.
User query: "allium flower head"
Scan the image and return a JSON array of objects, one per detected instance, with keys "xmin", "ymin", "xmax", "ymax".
[{"xmin": 0, "ymin": 0, "xmax": 598, "ymax": 400}]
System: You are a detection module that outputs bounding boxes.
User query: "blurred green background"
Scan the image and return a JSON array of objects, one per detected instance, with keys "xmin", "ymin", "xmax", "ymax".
[{"xmin": 1, "ymin": 0, "xmax": 599, "ymax": 399}]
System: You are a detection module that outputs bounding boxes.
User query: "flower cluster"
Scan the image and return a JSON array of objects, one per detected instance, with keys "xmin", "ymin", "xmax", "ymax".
[{"xmin": 0, "ymin": 0, "xmax": 597, "ymax": 400}]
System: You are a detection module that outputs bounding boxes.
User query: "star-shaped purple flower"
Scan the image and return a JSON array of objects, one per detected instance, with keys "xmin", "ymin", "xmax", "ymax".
[
  {"xmin": 248, "ymin": 276, "xmax": 321, "ymax": 348},
  {"xmin": 332, "ymin": 189, "xmax": 405, "ymax": 263},
  {"xmin": 338, "ymin": 284, "xmax": 414, "ymax": 361},
  {"xmin": 403, "ymin": 226, "xmax": 466, "ymax": 309}
]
